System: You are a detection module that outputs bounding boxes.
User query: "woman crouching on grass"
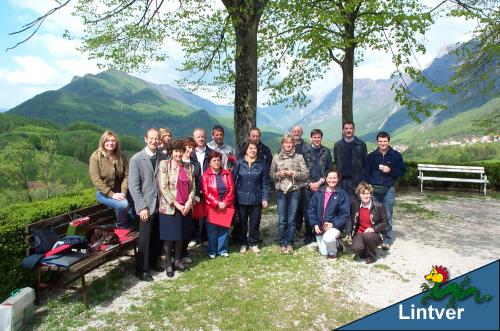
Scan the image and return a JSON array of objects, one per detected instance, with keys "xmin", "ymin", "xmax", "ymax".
[
  {"xmin": 350, "ymin": 181, "xmax": 387, "ymax": 264},
  {"xmin": 202, "ymin": 151, "xmax": 235, "ymax": 258},
  {"xmin": 89, "ymin": 130, "xmax": 132, "ymax": 229},
  {"xmin": 307, "ymin": 170, "xmax": 350, "ymax": 259}
]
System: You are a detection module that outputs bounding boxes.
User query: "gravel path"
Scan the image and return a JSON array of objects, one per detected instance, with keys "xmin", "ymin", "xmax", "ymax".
[{"xmin": 303, "ymin": 189, "xmax": 500, "ymax": 309}]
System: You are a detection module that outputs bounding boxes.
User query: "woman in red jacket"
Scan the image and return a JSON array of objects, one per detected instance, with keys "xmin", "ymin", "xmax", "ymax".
[{"xmin": 202, "ymin": 151, "xmax": 235, "ymax": 258}]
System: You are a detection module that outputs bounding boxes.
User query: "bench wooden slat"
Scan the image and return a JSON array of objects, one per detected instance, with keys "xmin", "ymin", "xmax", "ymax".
[
  {"xmin": 69, "ymin": 232, "xmax": 139, "ymax": 273},
  {"xmin": 27, "ymin": 204, "xmax": 109, "ymax": 230},
  {"xmin": 417, "ymin": 164, "xmax": 485, "ymax": 171},
  {"xmin": 418, "ymin": 176, "xmax": 489, "ymax": 183}
]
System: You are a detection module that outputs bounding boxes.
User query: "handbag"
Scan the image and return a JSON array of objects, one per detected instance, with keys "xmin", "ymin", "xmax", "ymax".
[
  {"xmin": 372, "ymin": 185, "xmax": 389, "ymax": 202},
  {"xmin": 31, "ymin": 228, "xmax": 58, "ymax": 254},
  {"xmin": 88, "ymin": 225, "xmax": 119, "ymax": 251},
  {"xmin": 192, "ymin": 201, "xmax": 208, "ymax": 219}
]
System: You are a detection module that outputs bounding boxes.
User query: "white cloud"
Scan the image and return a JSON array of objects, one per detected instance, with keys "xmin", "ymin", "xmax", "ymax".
[
  {"xmin": 0, "ymin": 56, "xmax": 59, "ymax": 85},
  {"xmin": 8, "ymin": 0, "xmax": 54, "ymax": 15},
  {"xmin": 55, "ymin": 58, "xmax": 100, "ymax": 77},
  {"xmin": 40, "ymin": 34, "xmax": 84, "ymax": 58}
]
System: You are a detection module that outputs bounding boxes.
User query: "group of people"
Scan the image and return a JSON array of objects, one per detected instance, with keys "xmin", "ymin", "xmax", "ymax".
[{"xmin": 89, "ymin": 122, "xmax": 405, "ymax": 282}]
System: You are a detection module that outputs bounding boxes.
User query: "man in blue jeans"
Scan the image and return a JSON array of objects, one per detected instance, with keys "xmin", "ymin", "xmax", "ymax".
[{"xmin": 364, "ymin": 131, "xmax": 405, "ymax": 250}]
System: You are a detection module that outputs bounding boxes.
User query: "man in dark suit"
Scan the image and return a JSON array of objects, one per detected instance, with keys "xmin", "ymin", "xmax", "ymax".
[
  {"xmin": 129, "ymin": 128, "xmax": 165, "ymax": 281},
  {"xmin": 238, "ymin": 127, "xmax": 273, "ymax": 174}
]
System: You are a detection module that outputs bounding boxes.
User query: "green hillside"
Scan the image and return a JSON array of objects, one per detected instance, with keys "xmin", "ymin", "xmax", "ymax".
[
  {"xmin": 0, "ymin": 113, "xmax": 142, "ymax": 163},
  {"xmin": 392, "ymin": 97, "xmax": 500, "ymax": 144},
  {"xmin": 8, "ymin": 69, "xmax": 234, "ymax": 142},
  {"xmin": 0, "ymin": 113, "xmax": 147, "ymax": 203}
]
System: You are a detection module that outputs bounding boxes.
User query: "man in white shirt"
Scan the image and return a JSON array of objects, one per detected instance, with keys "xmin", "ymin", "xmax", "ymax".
[
  {"xmin": 190, "ymin": 128, "xmax": 213, "ymax": 246},
  {"xmin": 207, "ymin": 125, "xmax": 235, "ymax": 169}
]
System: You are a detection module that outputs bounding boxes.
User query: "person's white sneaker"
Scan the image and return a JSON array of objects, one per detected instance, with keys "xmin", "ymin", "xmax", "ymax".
[
  {"xmin": 240, "ymin": 245, "xmax": 247, "ymax": 254},
  {"xmin": 250, "ymin": 245, "xmax": 260, "ymax": 253},
  {"xmin": 220, "ymin": 252, "xmax": 229, "ymax": 258}
]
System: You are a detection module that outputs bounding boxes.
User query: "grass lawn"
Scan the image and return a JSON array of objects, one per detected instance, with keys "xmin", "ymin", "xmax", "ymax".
[{"xmin": 30, "ymin": 230, "xmax": 375, "ymax": 330}]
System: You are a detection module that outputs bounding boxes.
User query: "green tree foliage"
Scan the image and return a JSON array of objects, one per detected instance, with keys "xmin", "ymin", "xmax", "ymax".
[
  {"xmin": 394, "ymin": 0, "xmax": 499, "ymax": 120},
  {"xmin": 443, "ymin": 0, "xmax": 499, "ymax": 96},
  {"xmin": 35, "ymin": 138, "xmax": 61, "ymax": 199},
  {"xmin": 258, "ymin": 0, "xmax": 433, "ymax": 125},
  {"xmin": 0, "ymin": 139, "xmax": 35, "ymax": 202}
]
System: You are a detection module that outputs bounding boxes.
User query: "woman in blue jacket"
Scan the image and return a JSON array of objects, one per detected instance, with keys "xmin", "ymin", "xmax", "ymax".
[
  {"xmin": 307, "ymin": 170, "xmax": 350, "ymax": 259},
  {"xmin": 233, "ymin": 141, "xmax": 270, "ymax": 254}
]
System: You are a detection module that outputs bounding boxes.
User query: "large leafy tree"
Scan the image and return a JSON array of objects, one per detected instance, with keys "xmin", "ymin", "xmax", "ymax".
[
  {"xmin": 171, "ymin": 0, "xmax": 269, "ymax": 149},
  {"xmin": 258, "ymin": 0, "xmax": 434, "ymax": 126}
]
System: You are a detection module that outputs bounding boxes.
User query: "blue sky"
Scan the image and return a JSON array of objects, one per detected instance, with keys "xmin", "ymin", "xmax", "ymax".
[{"xmin": 0, "ymin": 0, "xmax": 474, "ymax": 110}]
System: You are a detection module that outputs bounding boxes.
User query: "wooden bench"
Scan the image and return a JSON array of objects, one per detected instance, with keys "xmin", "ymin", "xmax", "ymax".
[
  {"xmin": 25, "ymin": 204, "xmax": 138, "ymax": 308},
  {"xmin": 417, "ymin": 164, "xmax": 489, "ymax": 195}
]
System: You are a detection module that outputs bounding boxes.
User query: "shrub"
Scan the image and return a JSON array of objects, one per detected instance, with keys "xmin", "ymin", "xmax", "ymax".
[{"xmin": 0, "ymin": 189, "xmax": 96, "ymax": 299}]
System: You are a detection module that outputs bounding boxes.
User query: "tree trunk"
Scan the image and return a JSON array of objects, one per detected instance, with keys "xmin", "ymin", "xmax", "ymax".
[
  {"xmin": 341, "ymin": 45, "xmax": 355, "ymax": 126},
  {"xmin": 223, "ymin": 0, "xmax": 268, "ymax": 150}
]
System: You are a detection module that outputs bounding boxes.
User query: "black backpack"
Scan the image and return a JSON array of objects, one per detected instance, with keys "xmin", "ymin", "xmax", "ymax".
[{"xmin": 31, "ymin": 227, "xmax": 58, "ymax": 254}]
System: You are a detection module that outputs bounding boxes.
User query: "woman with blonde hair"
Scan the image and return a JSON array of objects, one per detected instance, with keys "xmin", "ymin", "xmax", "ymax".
[
  {"xmin": 270, "ymin": 134, "xmax": 309, "ymax": 254},
  {"xmin": 350, "ymin": 181, "xmax": 387, "ymax": 264},
  {"xmin": 89, "ymin": 130, "xmax": 131, "ymax": 228}
]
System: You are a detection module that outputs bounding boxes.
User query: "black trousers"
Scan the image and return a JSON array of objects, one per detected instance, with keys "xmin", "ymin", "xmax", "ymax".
[
  {"xmin": 301, "ymin": 187, "xmax": 314, "ymax": 239},
  {"xmin": 340, "ymin": 177, "xmax": 356, "ymax": 235},
  {"xmin": 237, "ymin": 204, "xmax": 262, "ymax": 246},
  {"xmin": 136, "ymin": 212, "xmax": 161, "ymax": 273},
  {"xmin": 295, "ymin": 189, "xmax": 304, "ymax": 230}
]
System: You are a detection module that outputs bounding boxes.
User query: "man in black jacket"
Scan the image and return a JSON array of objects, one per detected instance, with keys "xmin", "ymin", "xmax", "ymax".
[
  {"xmin": 333, "ymin": 121, "xmax": 367, "ymax": 197},
  {"xmin": 238, "ymin": 127, "xmax": 273, "ymax": 175},
  {"xmin": 364, "ymin": 131, "xmax": 405, "ymax": 250}
]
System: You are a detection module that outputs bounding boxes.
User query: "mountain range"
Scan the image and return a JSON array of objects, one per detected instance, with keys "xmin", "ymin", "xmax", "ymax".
[{"xmin": 6, "ymin": 43, "xmax": 499, "ymax": 149}]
